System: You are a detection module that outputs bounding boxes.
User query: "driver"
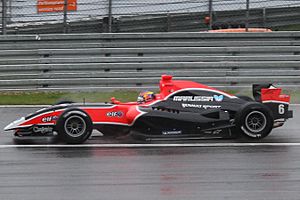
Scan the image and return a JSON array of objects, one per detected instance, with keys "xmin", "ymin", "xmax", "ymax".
[{"xmin": 137, "ymin": 91, "xmax": 155, "ymax": 104}]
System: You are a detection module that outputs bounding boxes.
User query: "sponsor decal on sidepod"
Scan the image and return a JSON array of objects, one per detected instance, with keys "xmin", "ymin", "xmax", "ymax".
[
  {"xmin": 106, "ymin": 111, "xmax": 124, "ymax": 117},
  {"xmin": 173, "ymin": 95, "xmax": 224, "ymax": 102},
  {"xmin": 41, "ymin": 116, "xmax": 58, "ymax": 123},
  {"xmin": 182, "ymin": 104, "xmax": 221, "ymax": 109},
  {"xmin": 213, "ymin": 95, "xmax": 224, "ymax": 102},
  {"xmin": 173, "ymin": 96, "xmax": 214, "ymax": 102}
]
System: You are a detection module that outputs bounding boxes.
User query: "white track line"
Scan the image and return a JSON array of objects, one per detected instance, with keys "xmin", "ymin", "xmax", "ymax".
[{"xmin": 1, "ymin": 143, "xmax": 300, "ymax": 148}]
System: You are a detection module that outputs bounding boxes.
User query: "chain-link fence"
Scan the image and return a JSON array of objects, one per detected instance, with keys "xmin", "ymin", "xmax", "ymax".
[{"xmin": 1, "ymin": 0, "xmax": 300, "ymax": 34}]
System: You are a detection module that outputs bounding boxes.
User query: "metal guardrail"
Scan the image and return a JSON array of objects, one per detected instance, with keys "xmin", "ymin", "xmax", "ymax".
[{"xmin": 0, "ymin": 32, "xmax": 300, "ymax": 91}]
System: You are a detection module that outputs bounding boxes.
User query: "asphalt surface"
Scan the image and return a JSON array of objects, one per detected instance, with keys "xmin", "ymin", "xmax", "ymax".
[{"xmin": 0, "ymin": 105, "xmax": 299, "ymax": 200}]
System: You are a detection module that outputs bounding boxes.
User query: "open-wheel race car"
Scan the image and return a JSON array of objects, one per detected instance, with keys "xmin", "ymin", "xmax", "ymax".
[{"xmin": 4, "ymin": 75, "xmax": 293, "ymax": 144}]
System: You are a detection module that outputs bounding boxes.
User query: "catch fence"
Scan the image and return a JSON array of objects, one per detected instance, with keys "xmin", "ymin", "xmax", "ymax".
[{"xmin": 1, "ymin": 0, "xmax": 300, "ymax": 34}]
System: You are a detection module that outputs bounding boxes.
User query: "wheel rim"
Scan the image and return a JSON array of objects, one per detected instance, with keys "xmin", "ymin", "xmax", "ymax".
[
  {"xmin": 245, "ymin": 111, "xmax": 267, "ymax": 133},
  {"xmin": 64, "ymin": 115, "xmax": 86, "ymax": 138}
]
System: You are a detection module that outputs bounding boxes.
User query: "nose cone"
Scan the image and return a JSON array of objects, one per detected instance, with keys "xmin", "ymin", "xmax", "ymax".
[{"xmin": 4, "ymin": 117, "xmax": 26, "ymax": 131}]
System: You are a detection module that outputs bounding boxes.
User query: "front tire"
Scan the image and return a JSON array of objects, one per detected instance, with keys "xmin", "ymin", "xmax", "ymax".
[
  {"xmin": 56, "ymin": 109, "xmax": 93, "ymax": 144},
  {"xmin": 235, "ymin": 102, "xmax": 273, "ymax": 139}
]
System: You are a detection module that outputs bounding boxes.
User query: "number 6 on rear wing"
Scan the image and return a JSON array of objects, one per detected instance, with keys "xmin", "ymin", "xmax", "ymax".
[{"xmin": 253, "ymin": 84, "xmax": 293, "ymax": 128}]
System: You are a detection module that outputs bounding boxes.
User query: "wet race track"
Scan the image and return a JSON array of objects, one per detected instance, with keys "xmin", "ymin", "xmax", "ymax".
[{"xmin": 0, "ymin": 105, "xmax": 299, "ymax": 200}]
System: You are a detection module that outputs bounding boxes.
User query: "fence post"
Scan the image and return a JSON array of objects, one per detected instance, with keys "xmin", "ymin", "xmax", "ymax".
[
  {"xmin": 246, "ymin": 0, "xmax": 249, "ymax": 32},
  {"xmin": 262, "ymin": 7, "xmax": 266, "ymax": 28},
  {"xmin": 166, "ymin": 13, "xmax": 171, "ymax": 32},
  {"xmin": 2, "ymin": 0, "xmax": 7, "ymax": 35},
  {"xmin": 108, "ymin": 0, "xmax": 112, "ymax": 33},
  {"xmin": 63, "ymin": 0, "xmax": 68, "ymax": 33},
  {"xmin": 208, "ymin": 0, "xmax": 213, "ymax": 30}
]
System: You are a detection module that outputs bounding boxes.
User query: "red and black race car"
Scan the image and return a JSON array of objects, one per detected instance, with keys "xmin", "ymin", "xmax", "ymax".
[{"xmin": 4, "ymin": 75, "xmax": 293, "ymax": 144}]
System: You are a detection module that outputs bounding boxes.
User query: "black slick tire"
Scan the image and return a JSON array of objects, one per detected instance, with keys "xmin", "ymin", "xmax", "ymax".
[
  {"xmin": 56, "ymin": 109, "xmax": 93, "ymax": 144},
  {"xmin": 235, "ymin": 102, "xmax": 273, "ymax": 139}
]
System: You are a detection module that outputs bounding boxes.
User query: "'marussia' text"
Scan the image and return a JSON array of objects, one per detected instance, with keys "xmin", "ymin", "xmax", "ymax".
[{"xmin": 173, "ymin": 96, "xmax": 214, "ymax": 102}]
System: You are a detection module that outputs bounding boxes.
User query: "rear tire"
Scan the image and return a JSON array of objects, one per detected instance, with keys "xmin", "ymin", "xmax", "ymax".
[
  {"xmin": 235, "ymin": 102, "xmax": 273, "ymax": 139},
  {"xmin": 56, "ymin": 109, "xmax": 93, "ymax": 144}
]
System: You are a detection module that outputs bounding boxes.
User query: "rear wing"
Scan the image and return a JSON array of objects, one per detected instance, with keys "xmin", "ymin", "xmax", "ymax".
[
  {"xmin": 252, "ymin": 84, "xmax": 290, "ymax": 104},
  {"xmin": 252, "ymin": 84, "xmax": 292, "ymax": 121}
]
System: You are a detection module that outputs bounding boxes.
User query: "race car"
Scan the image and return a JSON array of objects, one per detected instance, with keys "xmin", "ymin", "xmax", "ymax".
[{"xmin": 4, "ymin": 75, "xmax": 293, "ymax": 144}]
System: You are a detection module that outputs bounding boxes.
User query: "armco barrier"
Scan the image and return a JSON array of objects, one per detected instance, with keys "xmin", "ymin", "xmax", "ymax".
[{"xmin": 0, "ymin": 32, "xmax": 300, "ymax": 91}]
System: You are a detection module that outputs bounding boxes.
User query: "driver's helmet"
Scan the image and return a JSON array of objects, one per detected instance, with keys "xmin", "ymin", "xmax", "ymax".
[{"xmin": 137, "ymin": 91, "xmax": 155, "ymax": 104}]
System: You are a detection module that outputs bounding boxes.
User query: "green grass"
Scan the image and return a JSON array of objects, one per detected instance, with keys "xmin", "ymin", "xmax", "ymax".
[
  {"xmin": 0, "ymin": 92, "xmax": 66, "ymax": 105},
  {"xmin": 0, "ymin": 91, "xmax": 140, "ymax": 105},
  {"xmin": 0, "ymin": 89, "xmax": 299, "ymax": 105},
  {"xmin": 274, "ymin": 24, "xmax": 300, "ymax": 31}
]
